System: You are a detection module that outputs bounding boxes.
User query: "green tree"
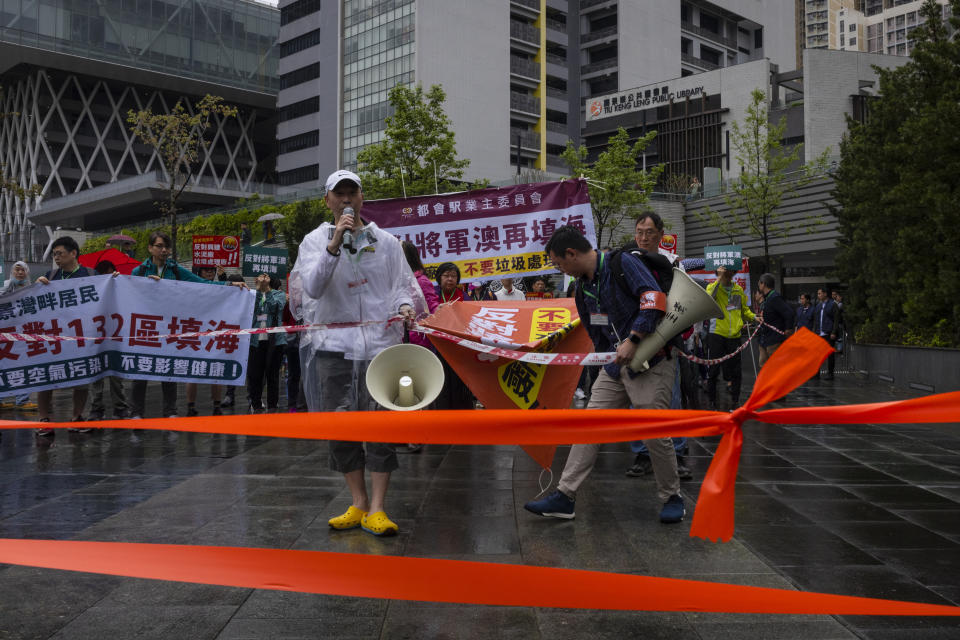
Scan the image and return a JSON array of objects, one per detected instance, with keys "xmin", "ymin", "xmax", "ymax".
[
  {"xmin": 276, "ymin": 199, "xmax": 330, "ymax": 265},
  {"xmin": 127, "ymin": 94, "xmax": 238, "ymax": 262},
  {"xmin": 357, "ymin": 84, "xmax": 480, "ymax": 199},
  {"xmin": 698, "ymin": 88, "xmax": 829, "ymax": 272},
  {"xmin": 834, "ymin": 0, "xmax": 960, "ymax": 347},
  {"xmin": 561, "ymin": 127, "xmax": 662, "ymax": 249}
]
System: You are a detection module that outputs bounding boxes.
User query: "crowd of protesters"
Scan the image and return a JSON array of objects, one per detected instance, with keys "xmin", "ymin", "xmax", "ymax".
[{"xmin": 1, "ymin": 172, "xmax": 845, "ymax": 535}]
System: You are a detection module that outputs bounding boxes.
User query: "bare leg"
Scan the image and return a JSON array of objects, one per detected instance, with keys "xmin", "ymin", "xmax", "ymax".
[
  {"xmin": 343, "ymin": 469, "xmax": 369, "ymax": 511},
  {"xmin": 369, "ymin": 471, "xmax": 390, "ymax": 514}
]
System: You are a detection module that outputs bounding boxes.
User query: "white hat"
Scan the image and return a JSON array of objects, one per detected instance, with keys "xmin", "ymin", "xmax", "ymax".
[{"xmin": 324, "ymin": 169, "xmax": 361, "ymax": 192}]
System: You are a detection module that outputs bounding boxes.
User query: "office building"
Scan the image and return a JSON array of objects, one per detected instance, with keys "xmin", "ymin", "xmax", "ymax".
[
  {"xmin": 275, "ymin": 0, "xmax": 798, "ymax": 189},
  {"xmin": 0, "ymin": 0, "xmax": 280, "ymax": 261},
  {"xmin": 802, "ymin": 0, "xmax": 950, "ymax": 57}
]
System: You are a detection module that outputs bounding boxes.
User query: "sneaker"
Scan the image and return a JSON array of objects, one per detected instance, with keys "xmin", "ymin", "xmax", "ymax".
[
  {"xmin": 574, "ymin": 388, "xmax": 586, "ymax": 400},
  {"xmin": 523, "ymin": 490, "xmax": 575, "ymax": 519},
  {"xmin": 361, "ymin": 511, "xmax": 399, "ymax": 536},
  {"xmin": 659, "ymin": 494, "xmax": 686, "ymax": 524},
  {"xmin": 186, "ymin": 407, "xmax": 198, "ymax": 417},
  {"xmin": 129, "ymin": 415, "xmax": 142, "ymax": 420},
  {"xmin": 396, "ymin": 443, "xmax": 422, "ymax": 454},
  {"xmin": 626, "ymin": 453, "xmax": 652, "ymax": 477},
  {"xmin": 676, "ymin": 457, "xmax": 693, "ymax": 481},
  {"xmin": 68, "ymin": 416, "xmax": 92, "ymax": 433},
  {"xmin": 0, "ymin": 400, "xmax": 16, "ymax": 409},
  {"xmin": 35, "ymin": 417, "xmax": 54, "ymax": 438},
  {"xmin": 166, "ymin": 413, "xmax": 179, "ymax": 419},
  {"xmin": 220, "ymin": 395, "xmax": 234, "ymax": 408},
  {"xmin": 88, "ymin": 411, "xmax": 104, "ymax": 421}
]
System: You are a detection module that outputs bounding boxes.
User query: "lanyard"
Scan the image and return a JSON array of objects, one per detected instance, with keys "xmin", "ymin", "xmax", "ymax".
[
  {"xmin": 59, "ymin": 266, "xmax": 81, "ymax": 280},
  {"xmin": 441, "ymin": 288, "xmax": 458, "ymax": 303},
  {"xmin": 582, "ymin": 253, "xmax": 604, "ymax": 303}
]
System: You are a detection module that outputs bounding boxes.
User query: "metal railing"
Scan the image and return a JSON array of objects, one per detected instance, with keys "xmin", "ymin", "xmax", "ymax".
[
  {"xmin": 546, "ymin": 52, "xmax": 566, "ymax": 66},
  {"xmin": 510, "ymin": 20, "xmax": 540, "ymax": 45},
  {"xmin": 545, "ymin": 18, "xmax": 567, "ymax": 33},
  {"xmin": 581, "ymin": 58, "xmax": 617, "ymax": 74},
  {"xmin": 580, "ymin": 0, "xmax": 614, "ymax": 10},
  {"xmin": 510, "ymin": 55, "xmax": 541, "ymax": 79},
  {"xmin": 509, "ymin": 128, "xmax": 541, "ymax": 149},
  {"xmin": 546, "ymin": 120, "xmax": 567, "ymax": 133},
  {"xmin": 581, "ymin": 25, "xmax": 617, "ymax": 43},
  {"xmin": 510, "ymin": 92, "xmax": 541, "ymax": 114},
  {"xmin": 546, "ymin": 86, "xmax": 566, "ymax": 98},
  {"xmin": 681, "ymin": 52, "xmax": 719, "ymax": 71},
  {"xmin": 679, "ymin": 20, "xmax": 738, "ymax": 50}
]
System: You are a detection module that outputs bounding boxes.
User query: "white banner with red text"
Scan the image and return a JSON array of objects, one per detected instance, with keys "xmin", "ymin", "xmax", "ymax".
[{"xmin": 0, "ymin": 275, "xmax": 254, "ymax": 393}]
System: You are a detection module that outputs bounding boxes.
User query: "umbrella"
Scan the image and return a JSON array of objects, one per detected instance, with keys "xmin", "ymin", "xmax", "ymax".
[
  {"xmin": 256, "ymin": 213, "xmax": 285, "ymax": 222},
  {"xmin": 79, "ymin": 248, "xmax": 142, "ymax": 275},
  {"xmin": 106, "ymin": 234, "xmax": 136, "ymax": 245}
]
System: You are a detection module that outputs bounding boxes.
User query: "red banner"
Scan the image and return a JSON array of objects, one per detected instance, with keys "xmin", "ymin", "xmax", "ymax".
[{"xmin": 192, "ymin": 235, "xmax": 241, "ymax": 268}]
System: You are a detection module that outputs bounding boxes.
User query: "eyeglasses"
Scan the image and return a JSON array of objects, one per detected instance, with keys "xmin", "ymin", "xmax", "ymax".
[
  {"xmin": 635, "ymin": 229, "xmax": 661, "ymax": 239},
  {"xmin": 151, "ymin": 244, "xmax": 169, "ymax": 250}
]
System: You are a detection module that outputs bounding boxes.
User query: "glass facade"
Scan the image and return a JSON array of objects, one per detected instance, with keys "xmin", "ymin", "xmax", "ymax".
[
  {"xmin": 0, "ymin": 0, "xmax": 279, "ymax": 93},
  {"xmin": 341, "ymin": 0, "xmax": 415, "ymax": 168}
]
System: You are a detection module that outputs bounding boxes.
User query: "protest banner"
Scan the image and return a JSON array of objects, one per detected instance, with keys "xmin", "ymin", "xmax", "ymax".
[
  {"xmin": 688, "ymin": 257, "xmax": 752, "ymax": 304},
  {"xmin": 704, "ymin": 244, "xmax": 743, "ymax": 271},
  {"xmin": 0, "ymin": 276, "xmax": 254, "ymax": 393},
  {"xmin": 242, "ymin": 246, "xmax": 290, "ymax": 278},
  {"xmin": 362, "ymin": 179, "xmax": 596, "ymax": 283},
  {"xmin": 192, "ymin": 235, "xmax": 241, "ymax": 268},
  {"xmin": 420, "ymin": 298, "xmax": 593, "ymax": 469}
]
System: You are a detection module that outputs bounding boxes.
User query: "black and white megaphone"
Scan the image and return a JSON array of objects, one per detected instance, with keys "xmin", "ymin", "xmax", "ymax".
[
  {"xmin": 629, "ymin": 268, "xmax": 724, "ymax": 373},
  {"xmin": 366, "ymin": 344, "xmax": 446, "ymax": 411}
]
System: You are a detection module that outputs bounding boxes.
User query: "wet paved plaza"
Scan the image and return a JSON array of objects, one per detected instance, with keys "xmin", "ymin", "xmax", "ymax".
[{"xmin": 0, "ymin": 372, "xmax": 958, "ymax": 639}]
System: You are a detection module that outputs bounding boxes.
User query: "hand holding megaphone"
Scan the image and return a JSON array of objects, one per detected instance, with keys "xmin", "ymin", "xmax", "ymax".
[{"xmin": 628, "ymin": 268, "xmax": 724, "ymax": 373}]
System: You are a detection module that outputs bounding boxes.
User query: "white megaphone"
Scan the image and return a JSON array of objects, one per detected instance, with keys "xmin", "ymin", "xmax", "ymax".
[
  {"xmin": 366, "ymin": 344, "xmax": 446, "ymax": 411},
  {"xmin": 629, "ymin": 268, "xmax": 724, "ymax": 373}
]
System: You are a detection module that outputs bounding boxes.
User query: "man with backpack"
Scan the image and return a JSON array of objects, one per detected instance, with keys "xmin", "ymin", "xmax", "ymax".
[{"xmin": 523, "ymin": 225, "xmax": 684, "ymax": 524}]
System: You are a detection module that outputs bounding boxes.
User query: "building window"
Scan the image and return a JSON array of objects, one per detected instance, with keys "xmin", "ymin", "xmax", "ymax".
[
  {"xmin": 280, "ymin": 28, "xmax": 322, "ymax": 58},
  {"xmin": 279, "ymin": 96, "xmax": 320, "ymax": 122},
  {"xmin": 754, "ymin": 28, "xmax": 763, "ymax": 49},
  {"xmin": 281, "ymin": 0, "xmax": 321, "ymax": 26},
  {"xmin": 849, "ymin": 37, "xmax": 856, "ymax": 46},
  {"xmin": 280, "ymin": 63, "xmax": 320, "ymax": 89},
  {"xmin": 279, "ymin": 164, "xmax": 320, "ymax": 186},
  {"xmin": 279, "ymin": 130, "xmax": 320, "ymax": 154},
  {"xmin": 699, "ymin": 12, "xmax": 720, "ymax": 34}
]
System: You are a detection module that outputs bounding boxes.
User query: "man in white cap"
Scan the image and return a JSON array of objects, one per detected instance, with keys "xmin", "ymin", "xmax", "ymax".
[{"xmin": 289, "ymin": 169, "xmax": 425, "ymax": 537}]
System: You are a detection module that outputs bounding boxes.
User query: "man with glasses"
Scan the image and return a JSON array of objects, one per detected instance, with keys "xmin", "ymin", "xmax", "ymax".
[
  {"xmin": 34, "ymin": 236, "xmax": 96, "ymax": 437},
  {"xmin": 624, "ymin": 213, "xmax": 695, "ymax": 480},
  {"xmin": 128, "ymin": 231, "xmax": 241, "ymax": 419}
]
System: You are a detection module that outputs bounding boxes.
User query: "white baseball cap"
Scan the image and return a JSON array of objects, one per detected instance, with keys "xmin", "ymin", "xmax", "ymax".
[{"xmin": 325, "ymin": 169, "xmax": 362, "ymax": 192}]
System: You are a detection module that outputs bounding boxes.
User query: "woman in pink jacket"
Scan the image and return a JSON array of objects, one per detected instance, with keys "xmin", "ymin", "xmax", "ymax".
[{"xmin": 401, "ymin": 241, "xmax": 439, "ymax": 349}]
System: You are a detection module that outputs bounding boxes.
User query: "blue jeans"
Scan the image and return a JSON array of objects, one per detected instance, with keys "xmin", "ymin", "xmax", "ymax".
[{"xmin": 631, "ymin": 359, "xmax": 687, "ymax": 455}]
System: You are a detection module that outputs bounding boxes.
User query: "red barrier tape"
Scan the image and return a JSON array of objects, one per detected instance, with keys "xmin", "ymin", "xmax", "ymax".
[
  {"xmin": 1, "ymin": 328, "xmax": 959, "ymax": 615},
  {"xmin": 0, "ymin": 539, "xmax": 957, "ymax": 616}
]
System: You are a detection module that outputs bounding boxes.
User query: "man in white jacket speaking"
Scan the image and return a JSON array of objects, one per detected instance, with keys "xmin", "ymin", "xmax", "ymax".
[{"xmin": 289, "ymin": 169, "xmax": 426, "ymax": 537}]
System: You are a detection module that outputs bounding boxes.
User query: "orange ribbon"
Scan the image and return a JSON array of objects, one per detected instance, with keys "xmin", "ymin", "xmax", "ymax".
[
  {"xmin": 2, "ymin": 329, "xmax": 960, "ymax": 614},
  {"xmin": 3, "ymin": 329, "xmax": 958, "ymax": 542},
  {"xmin": 0, "ymin": 539, "xmax": 958, "ymax": 616}
]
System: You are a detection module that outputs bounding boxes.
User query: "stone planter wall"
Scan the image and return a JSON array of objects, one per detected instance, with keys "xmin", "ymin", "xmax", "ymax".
[{"xmin": 847, "ymin": 343, "xmax": 960, "ymax": 394}]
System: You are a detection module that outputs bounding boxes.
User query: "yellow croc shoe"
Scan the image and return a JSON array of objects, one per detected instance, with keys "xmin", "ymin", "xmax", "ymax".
[
  {"xmin": 328, "ymin": 506, "xmax": 367, "ymax": 530},
  {"xmin": 361, "ymin": 511, "xmax": 398, "ymax": 537}
]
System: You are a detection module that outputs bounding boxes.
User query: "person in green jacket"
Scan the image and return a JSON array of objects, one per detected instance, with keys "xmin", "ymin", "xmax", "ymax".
[
  {"xmin": 705, "ymin": 266, "xmax": 756, "ymax": 410},
  {"xmin": 246, "ymin": 273, "xmax": 287, "ymax": 413},
  {"xmin": 128, "ymin": 231, "xmax": 237, "ymax": 418}
]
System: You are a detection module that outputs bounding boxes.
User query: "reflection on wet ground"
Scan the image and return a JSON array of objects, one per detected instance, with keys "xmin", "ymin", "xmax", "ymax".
[{"xmin": 0, "ymin": 371, "xmax": 957, "ymax": 639}]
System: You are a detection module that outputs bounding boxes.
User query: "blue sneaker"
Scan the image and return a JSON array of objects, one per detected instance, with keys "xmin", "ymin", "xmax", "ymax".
[
  {"xmin": 524, "ymin": 490, "xmax": 575, "ymax": 519},
  {"xmin": 659, "ymin": 494, "xmax": 685, "ymax": 524}
]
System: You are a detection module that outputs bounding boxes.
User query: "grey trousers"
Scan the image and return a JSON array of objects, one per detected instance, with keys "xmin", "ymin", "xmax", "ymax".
[{"xmin": 558, "ymin": 357, "xmax": 680, "ymax": 504}]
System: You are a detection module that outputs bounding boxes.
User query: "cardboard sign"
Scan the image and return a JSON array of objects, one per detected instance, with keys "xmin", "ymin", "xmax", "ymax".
[
  {"xmin": 242, "ymin": 246, "xmax": 289, "ymax": 278},
  {"xmin": 704, "ymin": 245, "xmax": 742, "ymax": 271}
]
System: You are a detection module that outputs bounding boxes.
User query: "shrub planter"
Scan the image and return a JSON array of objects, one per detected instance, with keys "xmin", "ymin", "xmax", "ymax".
[{"xmin": 848, "ymin": 343, "xmax": 960, "ymax": 393}]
